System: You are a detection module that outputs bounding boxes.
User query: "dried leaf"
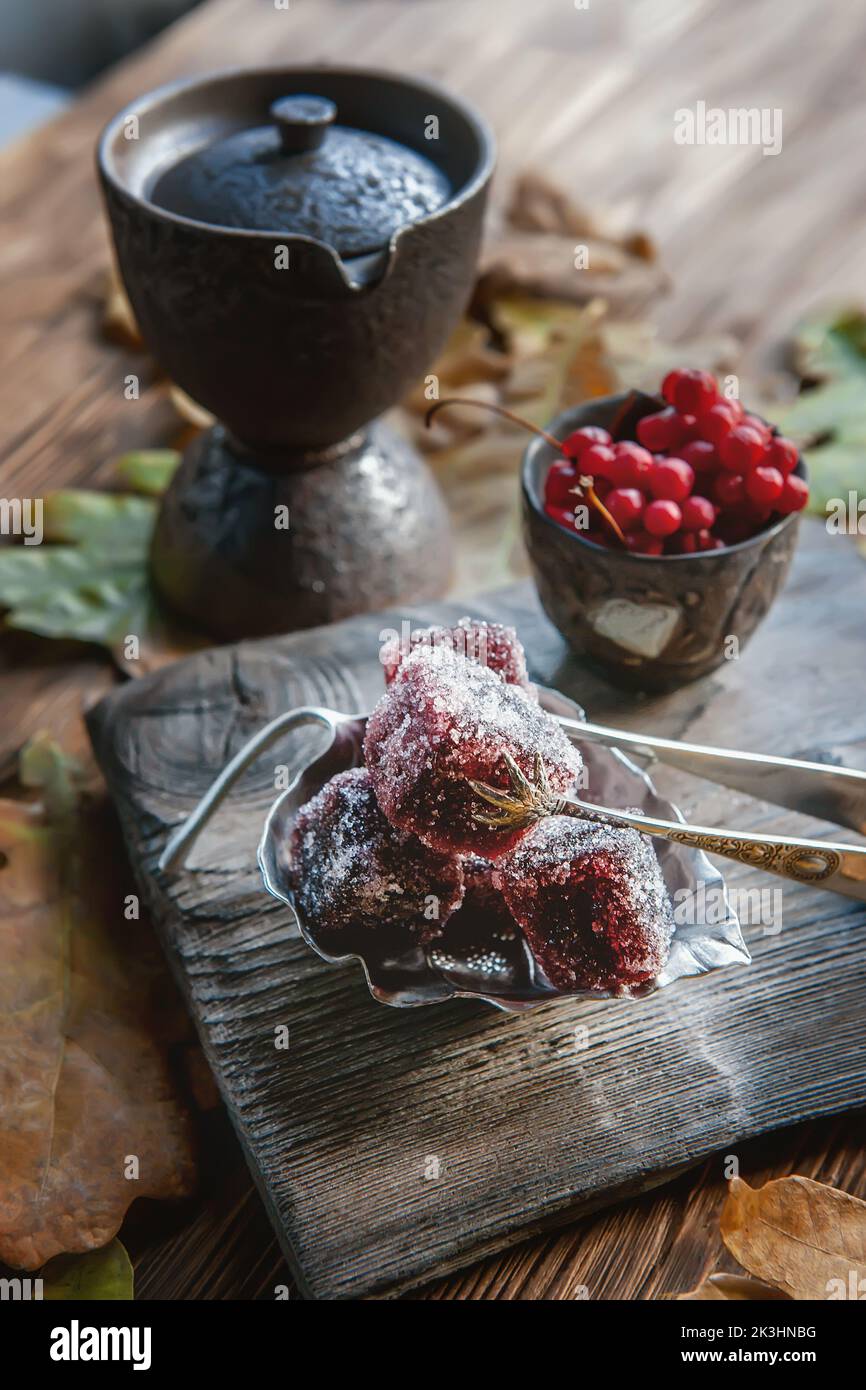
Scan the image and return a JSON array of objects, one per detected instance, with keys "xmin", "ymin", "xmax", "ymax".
[
  {"xmin": 720, "ymin": 1175, "xmax": 866, "ymax": 1300},
  {"xmin": 0, "ymin": 738, "xmax": 196, "ymax": 1270},
  {"xmin": 479, "ymin": 232, "xmax": 667, "ymax": 312},
  {"xmin": 505, "ymin": 172, "xmax": 655, "ymax": 258},
  {"xmin": 675, "ymin": 1272, "xmax": 789, "ymax": 1301},
  {"xmin": 601, "ymin": 320, "xmax": 741, "ymax": 398},
  {"xmin": 479, "ymin": 173, "xmax": 663, "ymax": 313},
  {"xmin": 42, "ymin": 1239, "xmax": 133, "ymax": 1300},
  {"xmin": 405, "ymin": 321, "xmax": 510, "ymax": 410}
]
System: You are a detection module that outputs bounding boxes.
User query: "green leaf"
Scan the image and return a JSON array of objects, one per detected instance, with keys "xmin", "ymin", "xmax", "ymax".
[
  {"xmin": 19, "ymin": 733, "xmax": 82, "ymax": 822},
  {"xmin": 42, "ymin": 490, "xmax": 156, "ymax": 551},
  {"xmin": 0, "ymin": 545, "xmax": 144, "ymax": 607},
  {"xmin": 41, "ymin": 1240, "xmax": 134, "ymax": 1301},
  {"xmin": 6, "ymin": 569, "xmax": 154, "ymax": 644},
  {"xmin": 790, "ymin": 306, "xmax": 866, "ymax": 381},
  {"xmin": 0, "ymin": 481, "xmax": 204, "ymax": 673},
  {"xmin": 116, "ymin": 449, "xmax": 180, "ymax": 496},
  {"xmin": 776, "ymin": 308, "xmax": 866, "ymax": 515}
]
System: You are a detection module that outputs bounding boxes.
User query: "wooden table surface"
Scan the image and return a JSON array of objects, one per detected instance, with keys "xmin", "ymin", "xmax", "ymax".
[{"xmin": 1, "ymin": 0, "xmax": 864, "ymax": 1298}]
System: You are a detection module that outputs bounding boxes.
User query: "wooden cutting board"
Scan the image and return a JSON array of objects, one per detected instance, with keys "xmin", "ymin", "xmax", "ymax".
[{"xmin": 86, "ymin": 524, "xmax": 866, "ymax": 1300}]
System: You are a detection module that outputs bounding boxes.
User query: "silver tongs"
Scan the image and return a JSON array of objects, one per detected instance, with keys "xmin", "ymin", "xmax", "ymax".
[
  {"xmin": 159, "ymin": 703, "xmax": 866, "ymax": 901},
  {"xmin": 469, "ymin": 715, "xmax": 866, "ymax": 901}
]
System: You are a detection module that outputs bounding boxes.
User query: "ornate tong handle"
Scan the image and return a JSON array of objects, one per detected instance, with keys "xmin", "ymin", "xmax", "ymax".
[
  {"xmin": 468, "ymin": 754, "xmax": 866, "ymax": 900},
  {"xmin": 557, "ymin": 714, "xmax": 866, "ymax": 836}
]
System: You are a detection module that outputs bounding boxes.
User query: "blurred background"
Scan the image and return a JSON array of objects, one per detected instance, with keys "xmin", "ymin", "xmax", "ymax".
[{"xmin": 0, "ymin": 0, "xmax": 201, "ymax": 141}]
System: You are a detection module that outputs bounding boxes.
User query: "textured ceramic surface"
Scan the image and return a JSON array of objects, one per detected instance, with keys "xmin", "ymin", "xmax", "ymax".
[
  {"xmin": 150, "ymin": 421, "xmax": 454, "ymax": 639},
  {"xmin": 258, "ymin": 688, "xmax": 749, "ymax": 1011},
  {"xmin": 99, "ymin": 66, "xmax": 493, "ymax": 638},
  {"xmin": 522, "ymin": 392, "xmax": 804, "ymax": 692},
  {"xmin": 151, "ymin": 99, "xmax": 451, "ymax": 254},
  {"xmin": 98, "ymin": 66, "xmax": 495, "ymax": 451}
]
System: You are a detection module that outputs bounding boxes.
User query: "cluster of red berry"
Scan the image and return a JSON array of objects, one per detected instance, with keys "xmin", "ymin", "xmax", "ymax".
[{"xmin": 543, "ymin": 368, "xmax": 809, "ymax": 555}]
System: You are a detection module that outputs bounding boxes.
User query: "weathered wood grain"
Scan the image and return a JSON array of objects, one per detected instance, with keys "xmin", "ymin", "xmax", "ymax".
[{"xmin": 87, "ymin": 522, "xmax": 866, "ymax": 1299}]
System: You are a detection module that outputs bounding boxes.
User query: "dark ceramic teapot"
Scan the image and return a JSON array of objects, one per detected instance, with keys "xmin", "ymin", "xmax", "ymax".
[{"xmin": 98, "ymin": 67, "xmax": 495, "ymax": 638}]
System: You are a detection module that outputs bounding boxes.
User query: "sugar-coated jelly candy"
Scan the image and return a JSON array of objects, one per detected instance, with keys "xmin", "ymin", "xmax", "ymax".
[
  {"xmin": 364, "ymin": 645, "xmax": 583, "ymax": 858},
  {"xmin": 287, "ymin": 767, "xmax": 464, "ymax": 942},
  {"xmin": 381, "ymin": 616, "xmax": 534, "ymax": 693},
  {"xmin": 498, "ymin": 815, "xmax": 674, "ymax": 995}
]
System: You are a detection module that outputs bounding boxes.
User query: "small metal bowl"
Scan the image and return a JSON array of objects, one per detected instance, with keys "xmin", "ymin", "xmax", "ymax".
[
  {"xmin": 522, "ymin": 392, "xmax": 806, "ymax": 693},
  {"xmin": 257, "ymin": 687, "xmax": 749, "ymax": 1011}
]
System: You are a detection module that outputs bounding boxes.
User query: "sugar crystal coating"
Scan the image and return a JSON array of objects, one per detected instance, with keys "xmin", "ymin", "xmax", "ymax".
[
  {"xmin": 286, "ymin": 767, "xmax": 464, "ymax": 942},
  {"xmin": 364, "ymin": 644, "xmax": 583, "ymax": 858},
  {"xmin": 498, "ymin": 815, "xmax": 674, "ymax": 995},
  {"xmin": 381, "ymin": 617, "xmax": 534, "ymax": 694}
]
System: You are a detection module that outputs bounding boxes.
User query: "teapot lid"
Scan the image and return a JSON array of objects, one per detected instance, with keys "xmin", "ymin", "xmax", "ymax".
[{"xmin": 149, "ymin": 94, "xmax": 451, "ymax": 256}]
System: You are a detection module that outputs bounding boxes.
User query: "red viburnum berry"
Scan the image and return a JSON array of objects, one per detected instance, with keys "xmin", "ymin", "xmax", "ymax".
[
  {"xmin": 777, "ymin": 473, "xmax": 809, "ymax": 513},
  {"xmin": 643, "ymin": 498, "xmax": 682, "ymax": 537},
  {"xmin": 680, "ymin": 494, "xmax": 716, "ymax": 531},
  {"xmin": 610, "ymin": 441, "xmax": 654, "ymax": 489},
  {"xmin": 678, "ymin": 439, "xmax": 717, "ymax": 473},
  {"xmin": 719, "ymin": 425, "xmax": 766, "ymax": 473},
  {"xmin": 661, "ymin": 369, "xmax": 682, "ymax": 405},
  {"xmin": 766, "ymin": 436, "xmax": 799, "ymax": 476},
  {"xmin": 745, "ymin": 465, "xmax": 784, "ymax": 507},
  {"xmin": 662, "ymin": 368, "xmax": 719, "ymax": 416},
  {"xmin": 562, "ymin": 426, "xmax": 611, "ymax": 461},
  {"xmin": 698, "ymin": 402, "xmax": 738, "ymax": 446},
  {"xmin": 544, "ymin": 459, "xmax": 579, "ymax": 509},
  {"xmin": 649, "ymin": 457, "xmax": 695, "ymax": 502},
  {"xmin": 676, "ymin": 412, "xmax": 700, "ymax": 443},
  {"xmin": 636, "ymin": 407, "xmax": 685, "ymax": 452},
  {"xmin": 580, "ymin": 443, "xmax": 618, "ymax": 480},
  {"xmin": 677, "ymin": 530, "xmax": 718, "ymax": 553},
  {"xmin": 545, "ymin": 503, "xmax": 577, "ymax": 529},
  {"xmin": 623, "ymin": 529, "xmax": 664, "ymax": 555},
  {"xmin": 606, "ymin": 487, "xmax": 645, "ymax": 531},
  {"xmin": 714, "ymin": 471, "xmax": 746, "ymax": 507},
  {"xmin": 742, "ymin": 413, "xmax": 772, "ymax": 443}
]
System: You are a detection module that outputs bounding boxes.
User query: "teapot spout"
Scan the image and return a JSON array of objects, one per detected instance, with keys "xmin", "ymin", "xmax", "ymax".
[
  {"xmin": 289, "ymin": 236, "xmax": 392, "ymax": 293},
  {"xmin": 338, "ymin": 247, "xmax": 392, "ymax": 290}
]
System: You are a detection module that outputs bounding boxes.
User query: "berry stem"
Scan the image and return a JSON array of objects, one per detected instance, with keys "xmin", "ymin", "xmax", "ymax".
[
  {"xmin": 426, "ymin": 396, "xmax": 626, "ymax": 543},
  {"xmin": 575, "ymin": 478, "xmax": 626, "ymax": 544},
  {"xmin": 426, "ymin": 396, "xmax": 563, "ymax": 450}
]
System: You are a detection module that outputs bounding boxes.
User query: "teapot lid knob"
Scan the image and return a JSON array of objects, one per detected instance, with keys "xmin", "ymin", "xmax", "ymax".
[{"xmin": 269, "ymin": 95, "xmax": 337, "ymax": 153}]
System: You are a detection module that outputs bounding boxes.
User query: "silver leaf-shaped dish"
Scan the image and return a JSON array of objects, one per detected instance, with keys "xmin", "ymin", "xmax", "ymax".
[{"xmin": 257, "ymin": 687, "xmax": 750, "ymax": 1010}]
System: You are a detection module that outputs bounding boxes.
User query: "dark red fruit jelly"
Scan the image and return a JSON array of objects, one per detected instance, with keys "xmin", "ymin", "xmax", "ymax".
[
  {"xmin": 498, "ymin": 816, "xmax": 674, "ymax": 995},
  {"xmin": 364, "ymin": 645, "xmax": 583, "ymax": 859},
  {"xmin": 460, "ymin": 854, "xmax": 511, "ymax": 919},
  {"xmin": 287, "ymin": 767, "xmax": 464, "ymax": 943},
  {"xmin": 381, "ymin": 616, "xmax": 533, "ymax": 693}
]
